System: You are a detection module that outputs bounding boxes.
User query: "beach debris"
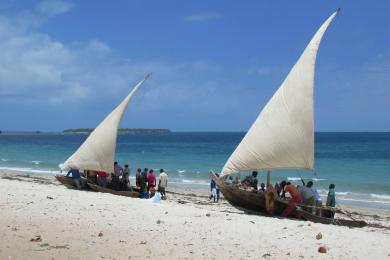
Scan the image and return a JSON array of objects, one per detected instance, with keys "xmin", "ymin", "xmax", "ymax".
[
  {"xmin": 262, "ymin": 253, "xmax": 272, "ymax": 258},
  {"xmin": 165, "ymin": 211, "xmax": 168, "ymax": 214},
  {"xmin": 308, "ymin": 223, "xmax": 311, "ymax": 226},
  {"xmin": 98, "ymin": 231, "xmax": 103, "ymax": 237},
  {"xmin": 30, "ymin": 235, "xmax": 42, "ymax": 242},
  {"xmin": 318, "ymin": 246, "xmax": 327, "ymax": 253},
  {"xmin": 156, "ymin": 220, "xmax": 161, "ymax": 224},
  {"xmin": 250, "ymin": 220, "xmax": 255, "ymax": 224},
  {"xmin": 46, "ymin": 196, "xmax": 54, "ymax": 200},
  {"xmin": 139, "ymin": 241, "xmax": 147, "ymax": 245},
  {"xmin": 316, "ymin": 232, "xmax": 323, "ymax": 240},
  {"xmin": 206, "ymin": 213, "xmax": 211, "ymax": 217},
  {"xmin": 11, "ymin": 227, "xmax": 18, "ymax": 231}
]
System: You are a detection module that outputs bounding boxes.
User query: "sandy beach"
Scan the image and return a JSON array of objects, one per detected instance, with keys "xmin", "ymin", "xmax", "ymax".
[{"xmin": 0, "ymin": 171, "xmax": 389, "ymax": 260}]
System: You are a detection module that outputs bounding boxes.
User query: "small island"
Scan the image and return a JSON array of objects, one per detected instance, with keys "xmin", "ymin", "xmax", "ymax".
[{"xmin": 63, "ymin": 128, "xmax": 171, "ymax": 134}]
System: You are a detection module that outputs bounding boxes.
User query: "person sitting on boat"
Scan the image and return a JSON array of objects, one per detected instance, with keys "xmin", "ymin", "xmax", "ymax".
[
  {"xmin": 326, "ymin": 184, "xmax": 336, "ymax": 207},
  {"xmin": 158, "ymin": 169, "xmax": 168, "ymax": 200},
  {"xmin": 232, "ymin": 176, "xmax": 240, "ymax": 185},
  {"xmin": 249, "ymin": 171, "xmax": 258, "ymax": 190},
  {"xmin": 121, "ymin": 164, "xmax": 130, "ymax": 190},
  {"xmin": 260, "ymin": 182, "xmax": 266, "ymax": 192},
  {"xmin": 86, "ymin": 170, "xmax": 98, "ymax": 184},
  {"xmin": 274, "ymin": 182, "xmax": 281, "ymax": 197},
  {"xmin": 279, "ymin": 181, "xmax": 287, "ymax": 198},
  {"xmin": 66, "ymin": 168, "xmax": 82, "ymax": 189},
  {"xmin": 97, "ymin": 171, "xmax": 108, "ymax": 188},
  {"xmin": 242, "ymin": 171, "xmax": 258, "ymax": 190},
  {"xmin": 281, "ymin": 182, "xmax": 302, "ymax": 219},
  {"xmin": 147, "ymin": 169, "xmax": 156, "ymax": 196},
  {"xmin": 298, "ymin": 181, "xmax": 315, "ymax": 214},
  {"xmin": 136, "ymin": 168, "xmax": 142, "ymax": 187}
]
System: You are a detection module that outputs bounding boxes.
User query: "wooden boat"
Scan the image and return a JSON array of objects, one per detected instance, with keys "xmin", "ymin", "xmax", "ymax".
[
  {"xmin": 55, "ymin": 174, "xmax": 91, "ymax": 190},
  {"xmin": 211, "ymin": 9, "xmax": 367, "ymax": 227},
  {"xmin": 57, "ymin": 74, "xmax": 151, "ymax": 191},
  {"xmin": 87, "ymin": 183, "xmax": 140, "ymax": 198},
  {"xmin": 55, "ymin": 174, "xmax": 75, "ymax": 187},
  {"xmin": 212, "ymin": 173, "xmax": 332, "ymax": 217},
  {"xmin": 296, "ymin": 208, "xmax": 367, "ymax": 228}
]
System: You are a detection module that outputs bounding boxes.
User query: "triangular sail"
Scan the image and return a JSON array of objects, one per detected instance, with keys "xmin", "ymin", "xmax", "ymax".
[
  {"xmin": 62, "ymin": 74, "xmax": 151, "ymax": 174},
  {"xmin": 221, "ymin": 11, "xmax": 339, "ymax": 177}
]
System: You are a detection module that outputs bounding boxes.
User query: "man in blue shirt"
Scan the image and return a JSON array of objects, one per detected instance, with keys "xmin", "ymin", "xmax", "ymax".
[
  {"xmin": 209, "ymin": 173, "xmax": 220, "ymax": 203},
  {"xmin": 66, "ymin": 169, "xmax": 82, "ymax": 189}
]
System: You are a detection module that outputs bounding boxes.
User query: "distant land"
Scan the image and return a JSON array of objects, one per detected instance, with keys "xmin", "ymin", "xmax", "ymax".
[
  {"xmin": 63, "ymin": 128, "xmax": 171, "ymax": 134},
  {"xmin": 0, "ymin": 128, "xmax": 171, "ymax": 135}
]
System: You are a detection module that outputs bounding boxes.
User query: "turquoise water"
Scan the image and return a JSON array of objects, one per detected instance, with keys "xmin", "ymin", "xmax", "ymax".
[{"xmin": 0, "ymin": 132, "xmax": 389, "ymax": 208}]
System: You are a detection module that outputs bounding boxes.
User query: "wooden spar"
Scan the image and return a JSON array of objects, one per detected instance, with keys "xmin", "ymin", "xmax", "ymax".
[{"xmin": 266, "ymin": 170, "xmax": 271, "ymax": 187}]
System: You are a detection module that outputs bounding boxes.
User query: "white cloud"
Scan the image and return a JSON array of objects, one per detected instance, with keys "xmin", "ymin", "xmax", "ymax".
[
  {"xmin": 0, "ymin": 3, "xmax": 238, "ymax": 112},
  {"xmin": 184, "ymin": 12, "xmax": 221, "ymax": 23},
  {"xmin": 36, "ymin": 0, "xmax": 73, "ymax": 17}
]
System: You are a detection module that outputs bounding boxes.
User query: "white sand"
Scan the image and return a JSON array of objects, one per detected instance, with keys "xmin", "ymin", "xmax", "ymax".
[{"xmin": 0, "ymin": 172, "xmax": 389, "ymax": 260}]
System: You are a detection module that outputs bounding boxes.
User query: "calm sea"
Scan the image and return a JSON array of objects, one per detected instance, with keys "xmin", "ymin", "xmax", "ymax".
[{"xmin": 0, "ymin": 132, "xmax": 389, "ymax": 209}]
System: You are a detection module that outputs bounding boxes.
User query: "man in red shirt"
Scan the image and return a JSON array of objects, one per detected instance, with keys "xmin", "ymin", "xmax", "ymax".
[
  {"xmin": 97, "ymin": 171, "xmax": 107, "ymax": 187},
  {"xmin": 147, "ymin": 169, "xmax": 156, "ymax": 194},
  {"xmin": 281, "ymin": 181, "xmax": 302, "ymax": 219}
]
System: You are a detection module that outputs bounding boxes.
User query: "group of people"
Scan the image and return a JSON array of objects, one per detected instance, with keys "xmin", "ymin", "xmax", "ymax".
[
  {"xmin": 135, "ymin": 167, "xmax": 168, "ymax": 200},
  {"xmin": 66, "ymin": 161, "xmax": 169, "ymax": 200},
  {"xmin": 224, "ymin": 171, "xmax": 336, "ymax": 218}
]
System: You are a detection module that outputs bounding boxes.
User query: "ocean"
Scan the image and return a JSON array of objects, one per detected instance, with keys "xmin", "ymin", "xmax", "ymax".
[{"xmin": 0, "ymin": 132, "xmax": 389, "ymax": 209}]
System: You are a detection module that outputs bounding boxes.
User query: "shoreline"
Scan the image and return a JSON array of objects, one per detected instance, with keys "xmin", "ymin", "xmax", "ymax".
[
  {"xmin": 1, "ymin": 170, "xmax": 390, "ymax": 223},
  {"xmin": 1, "ymin": 170, "xmax": 390, "ymax": 259},
  {"xmin": 1, "ymin": 168, "xmax": 389, "ymax": 210}
]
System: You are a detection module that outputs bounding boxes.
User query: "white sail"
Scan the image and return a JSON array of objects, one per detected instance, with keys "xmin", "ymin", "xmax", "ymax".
[
  {"xmin": 221, "ymin": 11, "xmax": 339, "ymax": 177},
  {"xmin": 62, "ymin": 74, "xmax": 151, "ymax": 174}
]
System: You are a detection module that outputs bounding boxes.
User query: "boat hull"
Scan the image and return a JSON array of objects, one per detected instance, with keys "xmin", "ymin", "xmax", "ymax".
[
  {"xmin": 87, "ymin": 183, "xmax": 140, "ymax": 198},
  {"xmin": 55, "ymin": 175, "xmax": 90, "ymax": 189},
  {"xmin": 211, "ymin": 172, "xmax": 365, "ymax": 227}
]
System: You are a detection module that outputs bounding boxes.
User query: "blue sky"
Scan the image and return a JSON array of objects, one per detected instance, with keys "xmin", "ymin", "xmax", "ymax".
[{"xmin": 0, "ymin": 0, "xmax": 388, "ymax": 131}]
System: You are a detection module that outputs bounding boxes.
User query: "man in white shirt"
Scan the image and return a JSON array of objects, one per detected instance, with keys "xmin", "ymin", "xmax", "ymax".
[
  {"xmin": 158, "ymin": 169, "xmax": 168, "ymax": 200},
  {"xmin": 307, "ymin": 181, "xmax": 322, "ymax": 216}
]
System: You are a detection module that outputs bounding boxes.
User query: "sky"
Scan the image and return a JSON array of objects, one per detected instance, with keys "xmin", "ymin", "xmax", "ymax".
[{"xmin": 0, "ymin": 0, "xmax": 389, "ymax": 132}]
